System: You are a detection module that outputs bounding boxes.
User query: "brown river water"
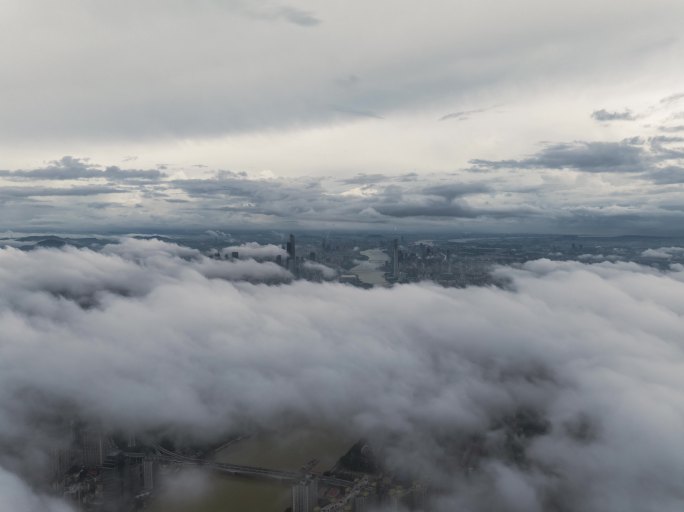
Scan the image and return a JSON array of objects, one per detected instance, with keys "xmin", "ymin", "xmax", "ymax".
[{"xmin": 148, "ymin": 429, "xmax": 353, "ymax": 512}]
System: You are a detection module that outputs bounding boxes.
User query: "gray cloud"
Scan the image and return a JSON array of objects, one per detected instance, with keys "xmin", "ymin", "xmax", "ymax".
[
  {"xmin": 240, "ymin": 3, "xmax": 321, "ymax": 26},
  {"xmin": 422, "ymin": 183, "xmax": 492, "ymax": 201},
  {"xmin": 373, "ymin": 199, "xmax": 480, "ymax": 218},
  {"xmin": 645, "ymin": 166, "xmax": 684, "ymax": 184},
  {"xmin": 591, "ymin": 109, "xmax": 636, "ymax": 121},
  {"xmin": 337, "ymin": 174, "xmax": 389, "ymax": 185},
  {"xmin": 0, "ymin": 140, "xmax": 683, "ymax": 234},
  {"xmin": 471, "ymin": 141, "xmax": 647, "ymax": 172},
  {"xmin": 0, "ymin": 156, "xmax": 164, "ymax": 182},
  {"xmin": 0, "ymin": 185, "xmax": 126, "ymax": 199},
  {"xmin": 439, "ymin": 106, "xmax": 497, "ymax": 121},
  {"xmin": 660, "ymin": 92, "xmax": 684, "ymax": 105},
  {"xmin": 646, "ymin": 137, "xmax": 684, "ymax": 159},
  {"xmin": 332, "ymin": 106, "xmax": 384, "ymax": 120},
  {"xmin": 173, "ymin": 174, "xmax": 507, "ymax": 222},
  {"xmin": 269, "ymin": 5, "xmax": 320, "ymax": 26},
  {"xmin": 659, "ymin": 125, "xmax": 684, "ymax": 133}
]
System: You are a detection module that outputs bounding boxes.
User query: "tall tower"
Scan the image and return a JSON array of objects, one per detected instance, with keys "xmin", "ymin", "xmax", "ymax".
[
  {"xmin": 392, "ymin": 238, "xmax": 399, "ymax": 279},
  {"xmin": 287, "ymin": 233, "xmax": 297, "ymax": 275}
]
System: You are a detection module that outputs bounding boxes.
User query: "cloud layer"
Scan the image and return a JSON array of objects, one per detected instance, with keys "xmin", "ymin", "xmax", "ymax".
[
  {"xmin": 2, "ymin": 240, "xmax": 684, "ymax": 510},
  {"xmin": 2, "ymin": 138, "xmax": 684, "ymax": 234}
]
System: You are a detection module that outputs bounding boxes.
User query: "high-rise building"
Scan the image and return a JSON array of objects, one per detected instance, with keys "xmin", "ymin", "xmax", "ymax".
[
  {"xmin": 286, "ymin": 233, "xmax": 297, "ymax": 275},
  {"xmin": 354, "ymin": 493, "xmax": 379, "ymax": 511},
  {"xmin": 100, "ymin": 452, "xmax": 157, "ymax": 511},
  {"xmin": 80, "ymin": 427, "xmax": 106, "ymax": 467},
  {"xmin": 392, "ymin": 239, "xmax": 399, "ymax": 279},
  {"xmin": 292, "ymin": 477, "xmax": 318, "ymax": 512}
]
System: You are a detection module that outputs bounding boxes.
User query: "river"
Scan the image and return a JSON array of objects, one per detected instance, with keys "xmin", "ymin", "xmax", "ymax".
[
  {"xmin": 350, "ymin": 248, "xmax": 389, "ymax": 286},
  {"xmin": 147, "ymin": 429, "xmax": 353, "ymax": 512}
]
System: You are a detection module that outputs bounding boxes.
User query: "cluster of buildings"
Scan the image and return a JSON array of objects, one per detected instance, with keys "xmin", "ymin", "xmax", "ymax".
[
  {"xmin": 290, "ymin": 442, "xmax": 427, "ymax": 512},
  {"xmin": 384, "ymin": 238, "xmax": 495, "ymax": 287},
  {"xmin": 46, "ymin": 421, "xmax": 429, "ymax": 512},
  {"xmin": 49, "ymin": 424, "xmax": 156, "ymax": 511},
  {"xmin": 291, "ymin": 475, "xmax": 427, "ymax": 512}
]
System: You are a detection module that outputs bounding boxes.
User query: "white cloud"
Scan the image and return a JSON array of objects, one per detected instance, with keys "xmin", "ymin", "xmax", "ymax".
[
  {"xmin": 2, "ymin": 244, "xmax": 684, "ymax": 509},
  {"xmin": 0, "ymin": 467, "xmax": 73, "ymax": 512},
  {"xmin": 302, "ymin": 260, "xmax": 337, "ymax": 279},
  {"xmin": 641, "ymin": 246, "xmax": 684, "ymax": 259},
  {"xmin": 219, "ymin": 242, "xmax": 287, "ymax": 260}
]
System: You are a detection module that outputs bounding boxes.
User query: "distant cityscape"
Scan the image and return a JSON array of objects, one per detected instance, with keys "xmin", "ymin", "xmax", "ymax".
[{"xmin": 3, "ymin": 231, "xmax": 683, "ymax": 290}]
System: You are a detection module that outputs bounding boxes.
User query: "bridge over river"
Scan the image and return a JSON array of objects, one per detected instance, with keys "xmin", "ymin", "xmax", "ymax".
[{"xmin": 138, "ymin": 445, "xmax": 353, "ymax": 488}]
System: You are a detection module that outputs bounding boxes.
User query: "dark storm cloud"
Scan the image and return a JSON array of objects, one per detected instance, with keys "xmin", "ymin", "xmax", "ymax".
[
  {"xmin": 591, "ymin": 109, "xmax": 636, "ymax": 121},
  {"xmin": 471, "ymin": 141, "xmax": 647, "ymax": 172},
  {"xmin": 3, "ymin": 243, "xmax": 684, "ymax": 510}
]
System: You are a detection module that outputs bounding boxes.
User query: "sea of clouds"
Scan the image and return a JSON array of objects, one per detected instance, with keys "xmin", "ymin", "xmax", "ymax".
[{"xmin": 1, "ymin": 239, "xmax": 684, "ymax": 511}]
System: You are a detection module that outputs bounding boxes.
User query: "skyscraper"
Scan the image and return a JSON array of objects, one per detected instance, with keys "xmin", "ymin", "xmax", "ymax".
[
  {"xmin": 292, "ymin": 477, "xmax": 318, "ymax": 512},
  {"xmin": 287, "ymin": 233, "xmax": 297, "ymax": 275},
  {"xmin": 392, "ymin": 239, "xmax": 399, "ymax": 279}
]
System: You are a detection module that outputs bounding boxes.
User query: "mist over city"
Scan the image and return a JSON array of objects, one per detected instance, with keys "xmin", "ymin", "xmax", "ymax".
[{"xmin": 2, "ymin": 1, "xmax": 684, "ymax": 511}]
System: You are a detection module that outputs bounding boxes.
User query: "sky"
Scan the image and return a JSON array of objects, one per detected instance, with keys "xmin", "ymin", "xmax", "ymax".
[
  {"xmin": 3, "ymin": 239, "xmax": 684, "ymax": 511},
  {"xmin": 1, "ymin": 0, "xmax": 684, "ymax": 233},
  {"xmin": 4, "ymin": 6, "xmax": 684, "ymax": 509}
]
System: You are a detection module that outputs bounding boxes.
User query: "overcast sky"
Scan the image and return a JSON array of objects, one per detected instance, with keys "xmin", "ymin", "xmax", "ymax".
[{"xmin": 1, "ymin": 0, "xmax": 684, "ymax": 233}]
